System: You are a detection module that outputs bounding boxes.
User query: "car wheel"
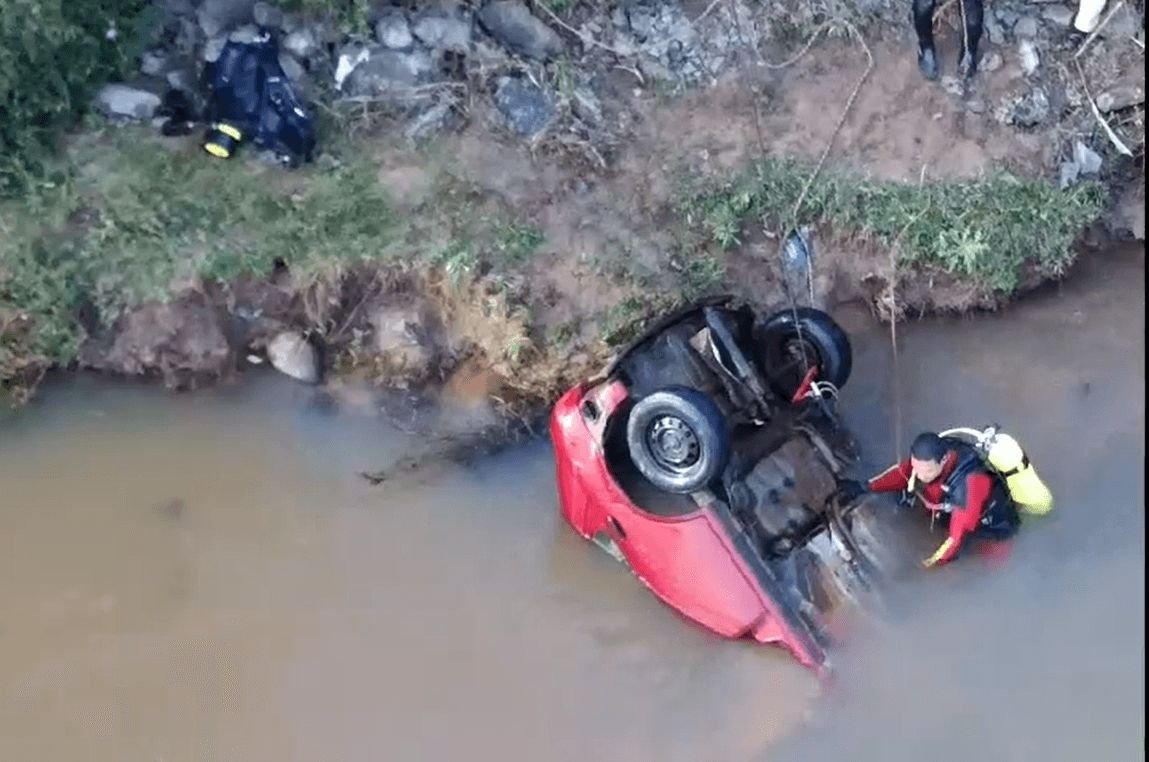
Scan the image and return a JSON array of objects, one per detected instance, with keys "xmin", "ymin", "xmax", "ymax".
[
  {"xmin": 626, "ymin": 386, "xmax": 729, "ymax": 495},
  {"xmin": 758, "ymin": 307, "xmax": 853, "ymax": 400}
]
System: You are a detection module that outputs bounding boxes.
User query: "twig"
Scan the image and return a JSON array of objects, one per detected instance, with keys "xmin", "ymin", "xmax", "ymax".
[
  {"xmin": 1074, "ymin": 57, "xmax": 1135, "ymax": 156},
  {"xmin": 536, "ymin": 1, "xmax": 632, "ymax": 57},
  {"xmin": 760, "ymin": 22, "xmax": 830, "ymax": 69},
  {"xmin": 788, "ymin": 21, "xmax": 875, "ymax": 226},
  {"xmin": 1075, "ymin": 0, "xmax": 1126, "ymax": 59}
]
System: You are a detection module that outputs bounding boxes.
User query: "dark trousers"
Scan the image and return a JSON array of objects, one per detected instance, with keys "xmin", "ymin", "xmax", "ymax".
[{"xmin": 912, "ymin": 0, "xmax": 984, "ymax": 62}]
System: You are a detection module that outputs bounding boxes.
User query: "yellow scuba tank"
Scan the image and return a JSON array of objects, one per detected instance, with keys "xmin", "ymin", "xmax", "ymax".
[{"xmin": 941, "ymin": 425, "xmax": 1053, "ymax": 515}]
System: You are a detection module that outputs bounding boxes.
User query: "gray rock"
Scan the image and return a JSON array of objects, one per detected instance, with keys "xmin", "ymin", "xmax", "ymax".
[
  {"xmin": 283, "ymin": 27, "xmax": 319, "ymax": 60},
  {"xmin": 203, "ymin": 35, "xmax": 227, "ymax": 63},
  {"xmin": 571, "ymin": 86, "xmax": 603, "ymax": 125},
  {"xmin": 197, "ymin": 0, "xmax": 256, "ymax": 38},
  {"xmin": 995, "ymin": 7, "xmax": 1019, "ymax": 29},
  {"xmin": 140, "ymin": 50, "xmax": 170, "ymax": 77},
  {"xmin": 1019, "ymin": 39, "xmax": 1040, "ymax": 74},
  {"xmin": 278, "ymin": 52, "xmax": 307, "ymax": 83},
  {"xmin": 983, "ymin": 51, "xmax": 1004, "ymax": 72},
  {"xmin": 228, "ymin": 24, "xmax": 264, "ymax": 44},
  {"xmin": 1013, "ymin": 15, "xmax": 1039, "ymax": 38},
  {"xmin": 405, "ymin": 102, "xmax": 457, "ymax": 140},
  {"xmin": 494, "ymin": 76, "xmax": 555, "ymax": 137},
  {"xmin": 1009, "ymin": 87, "xmax": 1050, "ymax": 126},
  {"xmin": 343, "ymin": 47, "xmax": 437, "ymax": 98},
  {"xmin": 267, "ymin": 331, "xmax": 321, "ymax": 384},
  {"xmin": 984, "ymin": 13, "xmax": 1006, "ymax": 45},
  {"xmin": 1096, "ymin": 85, "xmax": 1145, "ymax": 113},
  {"xmin": 84, "ymin": 298, "xmax": 233, "ymax": 389},
  {"xmin": 369, "ymin": 300, "xmax": 440, "ymax": 382},
  {"xmin": 1041, "ymin": 4, "xmax": 1075, "ymax": 26},
  {"xmin": 166, "ymin": 65, "xmax": 198, "ymax": 93},
  {"xmin": 1097, "ymin": 3, "xmax": 1142, "ymax": 40},
  {"xmin": 411, "ymin": 2, "xmax": 473, "ymax": 53},
  {"xmin": 1072, "ymin": 139, "xmax": 1103, "ymax": 175},
  {"xmin": 478, "ymin": 0, "xmax": 565, "ymax": 61},
  {"xmin": 941, "ymin": 75, "xmax": 965, "ymax": 97},
  {"xmin": 376, "ymin": 9, "xmax": 414, "ymax": 49},
  {"xmin": 1058, "ymin": 160, "xmax": 1080, "ymax": 189},
  {"xmin": 252, "ymin": 1, "xmax": 283, "ymax": 29},
  {"xmin": 94, "ymin": 84, "xmax": 162, "ymax": 120}
]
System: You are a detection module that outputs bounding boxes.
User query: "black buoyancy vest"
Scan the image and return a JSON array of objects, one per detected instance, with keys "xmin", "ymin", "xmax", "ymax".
[{"xmin": 935, "ymin": 438, "xmax": 1018, "ymax": 531}]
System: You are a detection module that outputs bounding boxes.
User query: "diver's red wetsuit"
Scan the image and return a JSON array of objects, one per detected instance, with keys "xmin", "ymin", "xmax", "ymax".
[{"xmin": 867, "ymin": 448, "xmax": 999, "ymax": 566}]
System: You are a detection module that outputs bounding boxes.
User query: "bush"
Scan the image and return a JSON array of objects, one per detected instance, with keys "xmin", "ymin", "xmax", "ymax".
[{"xmin": 0, "ymin": 0, "xmax": 151, "ymax": 196}]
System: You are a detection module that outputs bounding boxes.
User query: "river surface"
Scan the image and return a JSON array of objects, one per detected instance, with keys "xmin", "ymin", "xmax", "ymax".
[{"xmin": 1, "ymin": 246, "xmax": 1143, "ymax": 761}]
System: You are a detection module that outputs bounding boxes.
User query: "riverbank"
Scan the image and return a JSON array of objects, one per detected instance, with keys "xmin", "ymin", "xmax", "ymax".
[{"xmin": 1, "ymin": 0, "xmax": 1143, "ymax": 412}]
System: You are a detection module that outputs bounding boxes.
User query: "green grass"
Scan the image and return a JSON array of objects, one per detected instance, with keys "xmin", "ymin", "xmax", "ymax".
[
  {"xmin": 0, "ymin": 129, "xmax": 394, "ymax": 385},
  {"xmin": 678, "ymin": 157, "xmax": 1107, "ymax": 294}
]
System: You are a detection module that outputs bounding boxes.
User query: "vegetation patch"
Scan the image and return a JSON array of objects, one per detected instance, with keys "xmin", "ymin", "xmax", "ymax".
[{"xmin": 678, "ymin": 157, "xmax": 1108, "ymax": 294}]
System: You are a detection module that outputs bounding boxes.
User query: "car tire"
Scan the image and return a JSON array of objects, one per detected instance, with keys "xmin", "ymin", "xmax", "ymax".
[
  {"xmin": 626, "ymin": 386, "xmax": 730, "ymax": 495},
  {"xmin": 758, "ymin": 307, "xmax": 853, "ymax": 400}
]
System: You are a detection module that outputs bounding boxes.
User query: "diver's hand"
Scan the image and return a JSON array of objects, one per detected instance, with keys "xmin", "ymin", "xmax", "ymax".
[{"xmin": 835, "ymin": 479, "xmax": 867, "ymax": 505}]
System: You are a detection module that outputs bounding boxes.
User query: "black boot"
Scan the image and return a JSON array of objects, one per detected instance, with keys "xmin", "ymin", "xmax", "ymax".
[{"xmin": 918, "ymin": 46, "xmax": 940, "ymax": 81}]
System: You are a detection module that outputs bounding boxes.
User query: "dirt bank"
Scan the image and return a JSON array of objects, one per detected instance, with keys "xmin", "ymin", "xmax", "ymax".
[{"xmin": 1, "ymin": 0, "xmax": 1143, "ymax": 413}]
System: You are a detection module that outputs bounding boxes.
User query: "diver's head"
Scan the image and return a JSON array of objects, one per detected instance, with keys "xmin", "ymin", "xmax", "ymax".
[{"xmin": 909, "ymin": 431, "xmax": 947, "ymax": 483}]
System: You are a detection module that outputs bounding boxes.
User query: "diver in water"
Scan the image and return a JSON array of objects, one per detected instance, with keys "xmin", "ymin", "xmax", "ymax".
[
  {"xmin": 837, "ymin": 431, "xmax": 1020, "ymax": 568},
  {"xmin": 912, "ymin": 0, "xmax": 984, "ymax": 81}
]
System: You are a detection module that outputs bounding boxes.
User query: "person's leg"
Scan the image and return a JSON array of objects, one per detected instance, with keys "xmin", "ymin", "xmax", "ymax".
[
  {"xmin": 958, "ymin": 0, "xmax": 985, "ymax": 78},
  {"xmin": 912, "ymin": 0, "xmax": 940, "ymax": 80}
]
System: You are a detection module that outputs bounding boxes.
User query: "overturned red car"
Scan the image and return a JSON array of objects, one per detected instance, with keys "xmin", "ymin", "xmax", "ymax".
[{"xmin": 550, "ymin": 297, "xmax": 888, "ymax": 672}]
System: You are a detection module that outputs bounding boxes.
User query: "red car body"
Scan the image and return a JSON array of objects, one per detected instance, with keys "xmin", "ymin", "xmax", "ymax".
[
  {"xmin": 551, "ymin": 379, "xmax": 831, "ymax": 670},
  {"xmin": 549, "ymin": 298, "xmax": 880, "ymax": 673}
]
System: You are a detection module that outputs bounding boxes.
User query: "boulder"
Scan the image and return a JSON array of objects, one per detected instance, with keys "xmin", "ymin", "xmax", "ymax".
[
  {"xmin": 283, "ymin": 27, "xmax": 320, "ymax": 60},
  {"xmin": 252, "ymin": 1, "xmax": 283, "ymax": 29},
  {"xmin": 197, "ymin": 0, "xmax": 256, "ymax": 38},
  {"xmin": 478, "ymin": 0, "xmax": 564, "ymax": 61},
  {"xmin": 84, "ymin": 298, "xmax": 233, "ymax": 389},
  {"xmin": 493, "ymin": 76, "xmax": 555, "ymax": 137},
  {"xmin": 341, "ymin": 47, "xmax": 438, "ymax": 100},
  {"xmin": 94, "ymin": 84, "xmax": 163, "ymax": 120},
  {"xmin": 369, "ymin": 299, "xmax": 441, "ymax": 383},
  {"xmin": 1013, "ymin": 15, "xmax": 1039, "ymax": 38},
  {"xmin": 410, "ymin": 2, "xmax": 473, "ymax": 53},
  {"xmin": 376, "ymin": 9, "xmax": 415, "ymax": 50},
  {"xmin": 267, "ymin": 331, "xmax": 321, "ymax": 384}
]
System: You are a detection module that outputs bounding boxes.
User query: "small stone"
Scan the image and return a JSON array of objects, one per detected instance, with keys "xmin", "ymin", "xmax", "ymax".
[
  {"xmin": 984, "ymin": 13, "xmax": 1006, "ymax": 45},
  {"xmin": 1013, "ymin": 15, "xmax": 1039, "ymax": 38},
  {"xmin": 140, "ymin": 50, "xmax": 170, "ymax": 77},
  {"xmin": 283, "ymin": 27, "xmax": 319, "ymax": 60},
  {"xmin": 1096, "ymin": 85, "xmax": 1145, "ymax": 113},
  {"xmin": 1072, "ymin": 140, "xmax": 1103, "ymax": 175},
  {"xmin": 252, "ymin": 1, "xmax": 283, "ymax": 28},
  {"xmin": 1009, "ymin": 87, "xmax": 1050, "ymax": 126},
  {"xmin": 228, "ymin": 24, "xmax": 263, "ymax": 44},
  {"xmin": 477, "ymin": 0, "xmax": 565, "ymax": 61},
  {"xmin": 493, "ymin": 76, "xmax": 555, "ymax": 138},
  {"xmin": 94, "ymin": 84, "xmax": 162, "ymax": 120},
  {"xmin": 571, "ymin": 86, "xmax": 603, "ymax": 125},
  {"xmin": 996, "ymin": 7, "xmax": 1019, "ymax": 29},
  {"xmin": 966, "ymin": 98, "xmax": 987, "ymax": 114},
  {"xmin": 1018, "ymin": 39, "xmax": 1040, "ymax": 75},
  {"xmin": 341, "ymin": 47, "xmax": 437, "ymax": 99},
  {"xmin": 278, "ymin": 52, "xmax": 306, "ymax": 83},
  {"xmin": 983, "ymin": 51, "xmax": 1004, "ymax": 72},
  {"xmin": 1041, "ymin": 4, "xmax": 1075, "ymax": 26},
  {"xmin": 375, "ymin": 9, "xmax": 414, "ymax": 49},
  {"xmin": 1059, "ymin": 160, "xmax": 1080, "ymax": 189},
  {"xmin": 941, "ymin": 75, "xmax": 965, "ymax": 97},
  {"xmin": 405, "ymin": 102, "xmax": 456, "ymax": 140},
  {"xmin": 267, "ymin": 331, "xmax": 321, "ymax": 384},
  {"xmin": 197, "ymin": 0, "xmax": 256, "ymax": 38},
  {"xmin": 203, "ymin": 35, "xmax": 227, "ymax": 63},
  {"xmin": 411, "ymin": 3, "xmax": 473, "ymax": 53}
]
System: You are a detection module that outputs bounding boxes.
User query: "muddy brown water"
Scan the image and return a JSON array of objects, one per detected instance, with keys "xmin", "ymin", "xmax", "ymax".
[{"xmin": 1, "ymin": 246, "xmax": 1143, "ymax": 761}]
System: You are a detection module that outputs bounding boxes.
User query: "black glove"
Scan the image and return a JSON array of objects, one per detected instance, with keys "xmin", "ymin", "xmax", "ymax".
[{"xmin": 835, "ymin": 479, "xmax": 867, "ymax": 505}]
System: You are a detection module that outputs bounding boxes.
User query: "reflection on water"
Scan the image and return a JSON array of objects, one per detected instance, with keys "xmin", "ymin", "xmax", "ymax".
[{"xmin": 0, "ymin": 247, "xmax": 1142, "ymax": 761}]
